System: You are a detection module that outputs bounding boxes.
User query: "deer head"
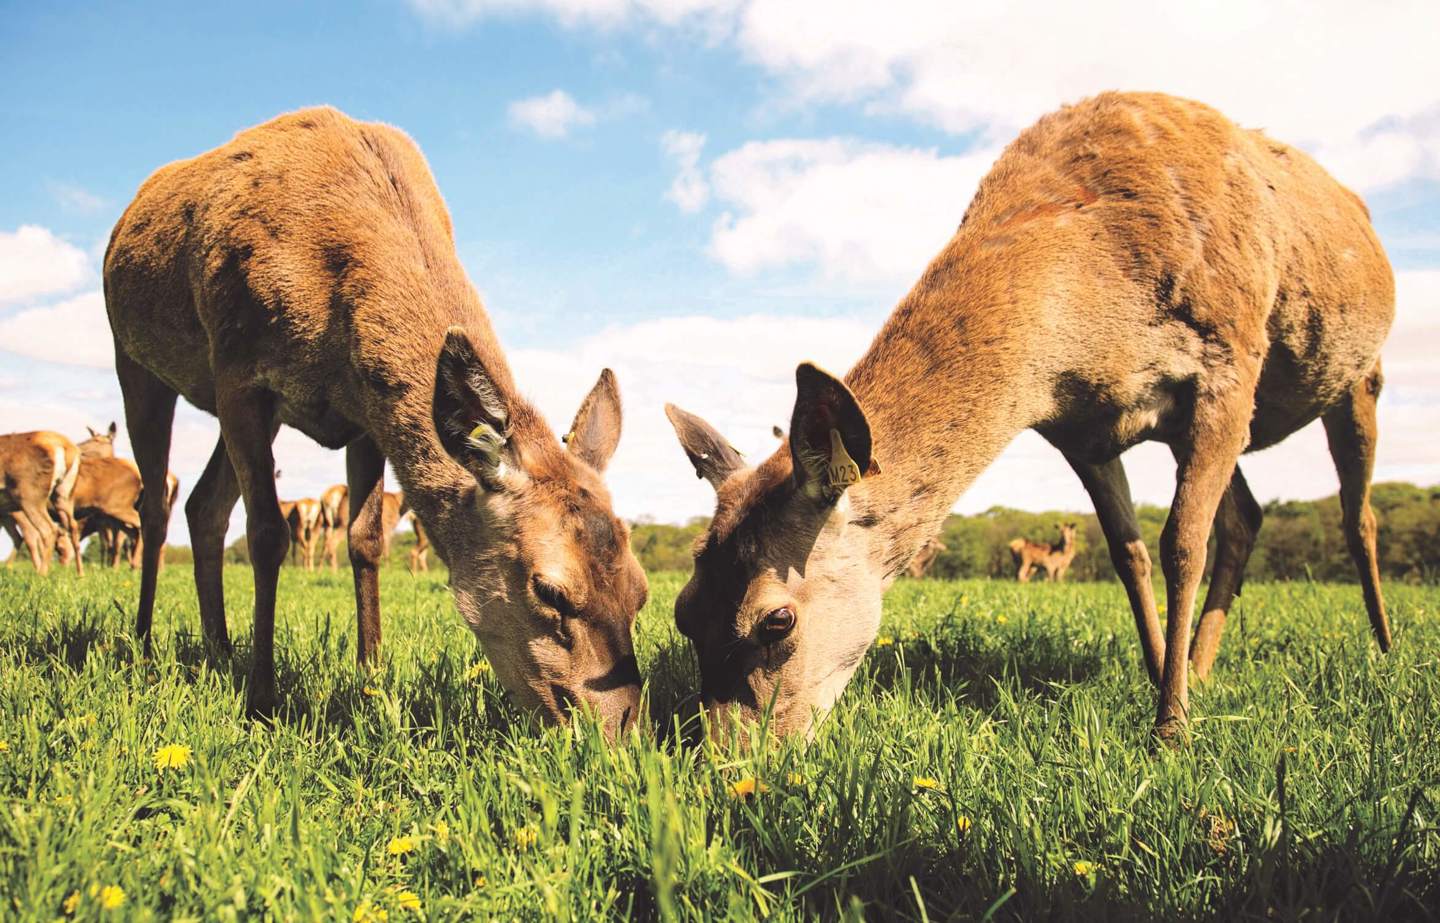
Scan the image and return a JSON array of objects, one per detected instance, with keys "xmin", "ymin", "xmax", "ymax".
[
  {"xmin": 430, "ymin": 328, "xmax": 646, "ymax": 735},
  {"xmin": 666, "ymin": 362, "xmax": 884, "ymax": 739},
  {"xmin": 79, "ymin": 422, "xmax": 117, "ymax": 459}
]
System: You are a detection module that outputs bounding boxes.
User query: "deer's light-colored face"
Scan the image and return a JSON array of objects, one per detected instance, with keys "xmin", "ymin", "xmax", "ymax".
[
  {"xmin": 667, "ymin": 363, "xmax": 883, "ymax": 739},
  {"xmin": 431, "ymin": 329, "xmax": 646, "ymax": 737},
  {"xmin": 79, "ymin": 422, "xmax": 117, "ymax": 459}
]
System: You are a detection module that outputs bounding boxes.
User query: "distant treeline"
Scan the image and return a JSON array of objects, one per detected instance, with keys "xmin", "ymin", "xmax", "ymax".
[{"xmin": 630, "ymin": 482, "xmax": 1440, "ymax": 583}]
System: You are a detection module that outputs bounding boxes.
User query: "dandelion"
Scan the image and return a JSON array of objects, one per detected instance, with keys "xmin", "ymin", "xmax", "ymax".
[
  {"xmin": 996, "ymin": 614, "xmax": 1009, "ymax": 625},
  {"xmin": 875, "ymin": 636, "xmax": 895, "ymax": 648},
  {"xmin": 153, "ymin": 744, "xmax": 192, "ymax": 771},
  {"xmin": 353, "ymin": 901, "xmax": 388, "ymax": 922},
  {"xmin": 473, "ymin": 874, "xmax": 488, "ymax": 889},
  {"xmin": 727, "ymin": 777, "xmax": 766, "ymax": 799},
  {"xmin": 466, "ymin": 661, "xmax": 491, "ymax": 681},
  {"xmin": 362, "ymin": 687, "xmax": 381, "ymax": 698},
  {"xmin": 62, "ymin": 891, "xmax": 80, "ymax": 915},
  {"xmin": 1073, "ymin": 860, "xmax": 1097, "ymax": 877},
  {"xmin": 913, "ymin": 776, "xmax": 941, "ymax": 790},
  {"xmin": 955, "ymin": 815, "xmax": 973, "ymax": 834},
  {"xmin": 0, "ymin": 739, "xmax": 9, "ymax": 752},
  {"xmin": 786, "ymin": 772, "xmax": 806, "ymax": 786},
  {"xmin": 386, "ymin": 835, "xmax": 416, "ymax": 857},
  {"xmin": 394, "ymin": 890, "xmax": 421, "ymax": 912},
  {"xmin": 432, "ymin": 819, "xmax": 450, "ymax": 843},
  {"xmin": 513, "ymin": 826, "xmax": 538, "ymax": 850},
  {"xmin": 99, "ymin": 885, "xmax": 126, "ymax": 910}
]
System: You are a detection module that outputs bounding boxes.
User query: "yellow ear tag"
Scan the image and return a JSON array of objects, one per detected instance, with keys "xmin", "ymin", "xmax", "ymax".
[
  {"xmin": 467, "ymin": 422, "xmax": 505, "ymax": 461},
  {"xmin": 825, "ymin": 428, "xmax": 862, "ymax": 490}
]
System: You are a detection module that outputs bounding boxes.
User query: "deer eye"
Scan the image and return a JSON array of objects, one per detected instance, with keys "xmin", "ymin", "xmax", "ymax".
[
  {"xmin": 532, "ymin": 577, "xmax": 574, "ymax": 617},
  {"xmin": 759, "ymin": 606, "xmax": 796, "ymax": 643}
]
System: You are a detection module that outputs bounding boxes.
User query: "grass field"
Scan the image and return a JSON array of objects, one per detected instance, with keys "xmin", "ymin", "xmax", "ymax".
[{"xmin": 1, "ymin": 566, "xmax": 1437, "ymax": 921}]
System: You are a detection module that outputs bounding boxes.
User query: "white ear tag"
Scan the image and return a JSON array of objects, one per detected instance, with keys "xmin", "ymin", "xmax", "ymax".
[{"xmin": 825, "ymin": 428, "xmax": 862, "ymax": 491}]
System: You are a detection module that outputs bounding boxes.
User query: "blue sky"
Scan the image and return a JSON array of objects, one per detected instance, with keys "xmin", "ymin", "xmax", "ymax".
[{"xmin": 2, "ymin": 0, "xmax": 1439, "ymax": 547}]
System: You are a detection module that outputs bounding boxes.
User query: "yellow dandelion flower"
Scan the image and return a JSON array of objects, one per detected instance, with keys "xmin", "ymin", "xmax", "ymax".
[
  {"xmin": 386, "ymin": 835, "xmax": 416, "ymax": 857},
  {"xmin": 996, "ymin": 614, "xmax": 1009, "ymax": 625},
  {"xmin": 394, "ymin": 890, "xmax": 421, "ymax": 912},
  {"xmin": 955, "ymin": 815, "xmax": 973, "ymax": 834},
  {"xmin": 473, "ymin": 874, "xmax": 488, "ymax": 889},
  {"xmin": 432, "ymin": 819, "xmax": 450, "ymax": 842},
  {"xmin": 62, "ymin": 891, "xmax": 80, "ymax": 915},
  {"xmin": 513, "ymin": 826, "xmax": 538, "ymax": 850},
  {"xmin": 1073, "ymin": 860, "xmax": 1097, "ymax": 877},
  {"xmin": 466, "ymin": 661, "xmax": 491, "ymax": 681},
  {"xmin": 786, "ymin": 772, "xmax": 806, "ymax": 786},
  {"xmin": 99, "ymin": 885, "xmax": 126, "ymax": 910},
  {"xmin": 875, "ymin": 636, "xmax": 895, "ymax": 648},
  {"xmin": 0, "ymin": 739, "xmax": 9, "ymax": 752},
  {"xmin": 913, "ymin": 776, "xmax": 941, "ymax": 790},
  {"xmin": 727, "ymin": 777, "xmax": 767, "ymax": 799},
  {"xmin": 153, "ymin": 744, "xmax": 191, "ymax": 771},
  {"xmin": 353, "ymin": 900, "xmax": 388, "ymax": 922},
  {"xmin": 362, "ymin": 687, "xmax": 381, "ymax": 698}
]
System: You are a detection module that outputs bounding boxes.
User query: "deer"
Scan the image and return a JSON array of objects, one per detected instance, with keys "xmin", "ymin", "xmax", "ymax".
[
  {"xmin": 665, "ymin": 92, "xmax": 1394, "ymax": 742},
  {"xmin": 904, "ymin": 537, "xmax": 946, "ymax": 579},
  {"xmin": 380, "ymin": 491, "xmax": 407, "ymax": 560},
  {"xmin": 104, "ymin": 106, "xmax": 647, "ymax": 728},
  {"xmin": 282, "ymin": 498, "xmax": 323, "ymax": 571},
  {"xmin": 0, "ymin": 431, "xmax": 84, "ymax": 575},
  {"xmin": 318, "ymin": 483, "xmax": 349, "ymax": 571},
  {"xmin": 1008, "ymin": 522, "xmax": 1079, "ymax": 582},
  {"xmin": 408, "ymin": 510, "xmax": 435, "ymax": 574}
]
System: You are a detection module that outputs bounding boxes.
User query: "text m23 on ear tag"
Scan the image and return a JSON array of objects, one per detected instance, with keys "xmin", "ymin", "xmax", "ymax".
[{"xmin": 825, "ymin": 428, "xmax": 862, "ymax": 491}]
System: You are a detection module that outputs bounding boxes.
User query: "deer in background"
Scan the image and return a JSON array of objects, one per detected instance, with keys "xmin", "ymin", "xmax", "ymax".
[
  {"xmin": 0, "ymin": 431, "xmax": 83, "ymax": 575},
  {"xmin": 666, "ymin": 92, "xmax": 1394, "ymax": 741},
  {"xmin": 280, "ymin": 498, "xmax": 323, "ymax": 570},
  {"xmin": 905, "ymin": 537, "xmax": 946, "ymax": 578},
  {"xmin": 318, "ymin": 483, "xmax": 349, "ymax": 570},
  {"xmin": 408, "ymin": 510, "xmax": 434, "ymax": 574},
  {"xmin": 1009, "ymin": 523, "xmax": 1079, "ymax": 582},
  {"xmin": 105, "ymin": 106, "xmax": 646, "ymax": 726}
]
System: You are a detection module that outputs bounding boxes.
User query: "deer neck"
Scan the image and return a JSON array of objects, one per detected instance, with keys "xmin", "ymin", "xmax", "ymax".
[{"xmin": 845, "ymin": 238, "xmax": 1044, "ymax": 579}]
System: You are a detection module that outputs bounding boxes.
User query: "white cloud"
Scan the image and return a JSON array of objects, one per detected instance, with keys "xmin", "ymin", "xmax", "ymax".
[
  {"xmin": 705, "ymin": 138, "xmax": 997, "ymax": 283},
  {"xmin": 0, "ymin": 225, "xmax": 92, "ymax": 304},
  {"xmin": 47, "ymin": 181, "xmax": 107, "ymax": 214},
  {"xmin": 660, "ymin": 130, "xmax": 709, "ymax": 212},
  {"xmin": 508, "ymin": 90, "xmax": 598, "ymax": 139},
  {"xmin": 0, "ymin": 291, "xmax": 113, "ymax": 368}
]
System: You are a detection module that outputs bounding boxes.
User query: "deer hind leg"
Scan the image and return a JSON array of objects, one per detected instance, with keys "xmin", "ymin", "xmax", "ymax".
[
  {"xmin": 3, "ymin": 516, "xmax": 20, "ymax": 566},
  {"xmin": 216, "ymin": 386, "xmax": 287, "ymax": 716},
  {"xmin": 1322, "ymin": 364, "xmax": 1392, "ymax": 652},
  {"xmin": 1154, "ymin": 380, "xmax": 1256, "ymax": 741},
  {"xmin": 346, "ymin": 437, "xmax": 386, "ymax": 665},
  {"xmin": 186, "ymin": 434, "xmax": 251, "ymax": 653},
  {"xmin": 117, "ymin": 352, "xmax": 178, "ymax": 650},
  {"xmin": 12, "ymin": 508, "xmax": 52, "ymax": 574},
  {"xmin": 1190, "ymin": 466, "xmax": 1263, "ymax": 681},
  {"xmin": 1065, "ymin": 454, "xmax": 1165, "ymax": 686}
]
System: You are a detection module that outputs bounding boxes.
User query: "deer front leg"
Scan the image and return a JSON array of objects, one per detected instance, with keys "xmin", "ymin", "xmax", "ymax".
[
  {"xmin": 1190, "ymin": 466, "xmax": 1263, "ymax": 681},
  {"xmin": 1064, "ymin": 454, "xmax": 1165, "ymax": 685},
  {"xmin": 346, "ymin": 436, "xmax": 386, "ymax": 666},
  {"xmin": 216, "ymin": 387, "xmax": 286, "ymax": 716},
  {"xmin": 1154, "ymin": 387, "xmax": 1255, "ymax": 741}
]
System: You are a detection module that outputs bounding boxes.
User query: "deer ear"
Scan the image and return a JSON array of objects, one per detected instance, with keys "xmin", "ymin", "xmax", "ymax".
[
  {"xmin": 665, "ymin": 404, "xmax": 744, "ymax": 490},
  {"xmin": 433, "ymin": 326, "xmax": 513, "ymax": 488},
  {"xmin": 789, "ymin": 362, "xmax": 873, "ymax": 503},
  {"xmin": 565, "ymin": 369, "xmax": 622, "ymax": 473},
  {"xmin": 107, "ymin": 422, "xmax": 117, "ymax": 439}
]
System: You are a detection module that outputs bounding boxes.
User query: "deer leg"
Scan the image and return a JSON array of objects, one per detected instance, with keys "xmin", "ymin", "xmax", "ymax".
[
  {"xmin": 12, "ymin": 508, "xmax": 50, "ymax": 574},
  {"xmin": 117, "ymin": 352, "xmax": 178, "ymax": 649},
  {"xmin": 53, "ymin": 497, "xmax": 83, "ymax": 577},
  {"xmin": 1322, "ymin": 363, "xmax": 1392, "ymax": 652},
  {"xmin": 216, "ymin": 387, "xmax": 286, "ymax": 716},
  {"xmin": 346, "ymin": 436, "xmax": 386, "ymax": 666},
  {"xmin": 1154, "ymin": 387, "xmax": 1254, "ymax": 741},
  {"xmin": 1190, "ymin": 466, "xmax": 1263, "ymax": 681},
  {"xmin": 2, "ymin": 516, "xmax": 20, "ymax": 566},
  {"xmin": 1065, "ymin": 454, "xmax": 1165, "ymax": 686},
  {"xmin": 186, "ymin": 434, "xmax": 250, "ymax": 653}
]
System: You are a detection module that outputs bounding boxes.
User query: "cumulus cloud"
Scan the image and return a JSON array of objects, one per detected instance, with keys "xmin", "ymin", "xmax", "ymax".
[
  {"xmin": 0, "ymin": 291, "xmax": 113, "ymax": 368},
  {"xmin": 0, "ymin": 225, "xmax": 92, "ymax": 304},
  {"xmin": 704, "ymin": 138, "xmax": 998, "ymax": 283},
  {"xmin": 508, "ymin": 90, "xmax": 598, "ymax": 139},
  {"xmin": 660, "ymin": 130, "xmax": 709, "ymax": 212}
]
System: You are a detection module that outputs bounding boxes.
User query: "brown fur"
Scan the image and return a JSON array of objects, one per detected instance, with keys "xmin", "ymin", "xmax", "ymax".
[
  {"xmin": 105, "ymin": 106, "xmax": 645, "ymax": 728},
  {"xmin": 667, "ymin": 92, "xmax": 1394, "ymax": 739},
  {"xmin": 408, "ymin": 510, "xmax": 434, "ymax": 574},
  {"xmin": 282, "ymin": 497, "xmax": 324, "ymax": 570},
  {"xmin": 0, "ymin": 431, "xmax": 83, "ymax": 575},
  {"xmin": 318, "ymin": 483, "xmax": 349, "ymax": 570},
  {"xmin": 1008, "ymin": 523, "xmax": 1078, "ymax": 582}
]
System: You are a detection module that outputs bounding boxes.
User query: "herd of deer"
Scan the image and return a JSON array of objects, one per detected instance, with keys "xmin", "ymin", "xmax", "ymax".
[{"xmin": 0, "ymin": 91, "xmax": 1396, "ymax": 744}]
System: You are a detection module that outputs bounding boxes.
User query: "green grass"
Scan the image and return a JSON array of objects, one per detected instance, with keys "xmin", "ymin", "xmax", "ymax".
[{"xmin": 1, "ymin": 566, "xmax": 1437, "ymax": 921}]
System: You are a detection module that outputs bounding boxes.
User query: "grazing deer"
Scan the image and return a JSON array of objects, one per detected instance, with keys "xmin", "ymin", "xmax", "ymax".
[
  {"xmin": 78, "ymin": 423, "xmax": 118, "ymax": 459},
  {"xmin": 408, "ymin": 511, "xmax": 433, "ymax": 574},
  {"xmin": 380, "ymin": 491, "xmax": 407, "ymax": 560},
  {"xmin": 318, "ymin": 483, "xmax": 349, "ymax": 570},
  {"xmin": 1009, "ymin": 522, "xmax": 1079, "ymax": 582},
  {"xmin": 283, "ymin": 498, "xmax": 323, "ymax": 571},
  {"xmin": 105, "ymin": 106, "xmax": 646, "ymax": 727},
  {"xmin": 904, "ymin": 537, "xmax": 946, "ymax": 579},
  {"xmin": 0, "ymin": 431, "xmax": 83, "ymax": 575},
  {"xmin": 666, "ymin": 92, "xmax": 1394, "ymax": 740}
]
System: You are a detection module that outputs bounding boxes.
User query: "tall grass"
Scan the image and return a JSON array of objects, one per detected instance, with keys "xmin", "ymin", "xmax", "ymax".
[{"xmin": 0, "ymin": 567, "xmax": 1436, "ymax": 920}]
